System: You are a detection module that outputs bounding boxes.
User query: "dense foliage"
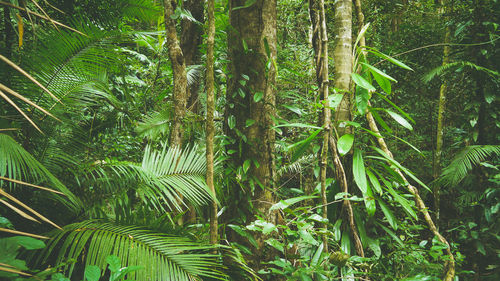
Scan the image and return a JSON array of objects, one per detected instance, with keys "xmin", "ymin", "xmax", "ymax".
[{"xmin": 0, "ymin": 0, "xmax": 498, "ymax": 280}]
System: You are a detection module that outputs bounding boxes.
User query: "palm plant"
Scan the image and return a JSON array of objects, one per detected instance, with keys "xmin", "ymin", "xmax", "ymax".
[
  {"xmin": 437, "ymin": 145, "xmax": 500, "ymax": 187},
  {"xmin": 35, "ymin": 220, "xmax": 225, "ymax": 281}
]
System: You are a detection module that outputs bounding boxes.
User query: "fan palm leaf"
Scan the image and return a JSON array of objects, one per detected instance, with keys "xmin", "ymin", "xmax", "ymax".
[
  {"xmin": 438, "ymin": 145, "xmax": 500, "ymax": 187},
  {"xmin": 35, "ymin": 220, "xmax": 225, "ymax": 281}
]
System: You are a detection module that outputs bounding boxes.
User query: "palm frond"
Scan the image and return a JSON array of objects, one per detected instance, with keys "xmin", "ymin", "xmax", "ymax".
[
  {"xmin": 136, "ymin": 110, "xmax": 172, "ymax": 140},
  {"xmin": 0, "ymin": 133, "xmax": 82, "ymax": 212},
  {"xmin": 423, "ymin": 61, "xmax": 500, "ymax": 83},
  {"xmin": 121, "ymin": 0, "xmax": 162, "ymax": 22},
  {"xmin": 187, "ymin": 64, "xmax": 205, "ymax": 87},
  {"xmin": 438, "ymin": 145, "xmax": 500, "ymax": 187},
  {"xmin": 35, "ymin": 220, "xmax": 226, "ymax": 281},
  {"xmin": 83, "ymin": 144, "xmax": 214, "ymax": 213},
  {"xmin": 13, "ymin": 22, "xmax": 122, "ymax": 111}
]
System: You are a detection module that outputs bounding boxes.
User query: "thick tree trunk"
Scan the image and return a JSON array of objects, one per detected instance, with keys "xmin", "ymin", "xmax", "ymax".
[
  {"xmin": 433, "ymin": 0, "xmax": 452, "ymax": 225},
  {"xmin": 181, "ymin": 0, "xmax": 204, "ymax": 114},
  {"xmin": 226, "ymin": 0, "xmax": 277, "ymax": 270},
  {"xmin": 333, "ymin": 0, "xmax": 353, "ymax": 135},
  {"xmin": 163, "ymin": 0, "xmax": 188, "ymax": 147},
  {"xmin": 206, "ymin": 0, "xmax": 217, "ymax": 246}
]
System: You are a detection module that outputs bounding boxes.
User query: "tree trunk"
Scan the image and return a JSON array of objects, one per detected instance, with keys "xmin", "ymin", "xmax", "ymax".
[
  {"xmin": 181, "ymin": 0, "xmax": 204, "ymax": 114},
  {"xmin": 163, "ymin": 0, "xmax": 188, "ymax": 147},
  {"xmin": 433, "ymin": 0, "xmax": 452, "ymax": 226},
  {"xmin": 333, "ymin": 0, "xmax": 353, "ymax": 136},
  {"xmin": 309, "ymin": 0, "xmax": 331, "ymax": 253},
  {"xmin": 206, "ymin": 0, "xmax": 218, "ymax": 246},
  {"xmin": 226, "ymin": 0, "xmax": 277, "ymax": 270}
]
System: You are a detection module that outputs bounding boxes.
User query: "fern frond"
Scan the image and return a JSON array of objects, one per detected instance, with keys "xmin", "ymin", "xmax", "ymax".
[
  {"xmin": 423, "ymin": 61, "xmax": 500, "ymax": 83},
  {"xmin": 35, "ymin": 220, "xmax": 225, "ymax": 281},
  {"xmin": 438, "ymin": 145, "xmax": 500, "ymax": 187}
]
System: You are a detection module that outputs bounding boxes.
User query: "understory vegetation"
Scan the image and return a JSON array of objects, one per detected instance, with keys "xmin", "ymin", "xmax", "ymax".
[{"xmin": 0, "ymin": 0, "xmax": 499, "ymax": 280}]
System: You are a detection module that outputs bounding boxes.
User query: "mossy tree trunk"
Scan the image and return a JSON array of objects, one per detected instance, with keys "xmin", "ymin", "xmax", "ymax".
[
  {"xmin": 205, "ymin": 0, "xmax": 217, "ymax": 246},
  {"xmin": 163, "ymin": 0, "xmax": 187, "ymax": 147},
  {"xmin": 225, "ymin": 0, "xmax": 277, "ymax": 270}
]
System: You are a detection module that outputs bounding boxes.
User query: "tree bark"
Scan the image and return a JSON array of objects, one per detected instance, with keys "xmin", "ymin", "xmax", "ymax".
[
  {"xmin": 226, "ymin": 0, "xmax": 277, "ymax": 270},
  {"xmin": 206, "ymin": 0, "xmax": 218, "ymax": 246},
  {"xmin": 163, "ymin": 0, "xmax": 188, "ymax": 147},
  {"xmin": 433, "ymin": 0, "xmax": 452, "ymax": 226},
  {"xmin": 181, "ymin": 0, "xmax": 204, "ymax": 114},
  {"xmin": 333, "ymin": 0, "xmax": 353, "ymax": 136},
  {"xmin": 309, "ymin": 0, "xmax": 330, "ymax": 253}
]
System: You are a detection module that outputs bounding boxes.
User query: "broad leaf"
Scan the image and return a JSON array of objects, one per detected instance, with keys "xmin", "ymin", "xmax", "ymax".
[
  {"xmin": 353, "ymin": 149, "xmax": 368, "ymax": 194},
  {"xmin": 386, "ymin": 110, "xmax": 413, "ymax": 130},
  {"xmin": 351, "ymin": 73, "xmax": 375, "ymax": 91},
  {"xmin": 337, "ymin": 134, "xmax": 354, "ymax": 156}
]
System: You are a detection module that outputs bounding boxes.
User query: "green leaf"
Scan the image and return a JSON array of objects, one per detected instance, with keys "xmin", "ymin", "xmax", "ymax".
[
  {"xmin": 13, "ymin": 236, "xmax": 45, "ymax": 250},
  {"xmin": 370, "ymin": 146, "xmax": 431, "ymax": 191},
  {"xmin": 106, "ymin": 255, "xmax": 121, "ymax": 273},
  {"xmin": 366, "ymin": 170, "xmax": 382, "ymax": 195},
  {"xmin": 378, "ymin": 200, "xmax": 398, "ymax": 230},
  {"xmin": 386, "ymin": 110, "xmax": 413, "ymax": 130},
  {"xmin": 376, "ymin": 222, "xmax": 404, "ymax": 247},
  {"xmin": 360, "ymin": 63, "xmax": 397, "ymax": 82},
  {"xmin": 341, "ymin": 230, "xmax": 351, "ymax": 254},
  {"xmin": 370, "ymin": 109, "xmax": 393, "ymax": 133},
  {"xmin": 254, "ymin": 91, "xmax": 263, "ymax": 102},
  {"xmin": 243, "ymin": 159, "xmax": 251, "ymax": 173},
  {"xmin": 311, "ymin": 243, "xmax": 324, "ymax": 267},
  {"xmin": 270, "ymin": 195, "xmax": 318, "ymax": 211},
  {"xmin": 84, "ymin": 265, "xmax": 101, "ymax": 281},
  {"xmin": 364, "ymin": 184, "xmax": 376, "ymax": 217},
  {"xmin": 371, "ymin": 69, "xmax": 392, "ymax": 94},
  {"xmin": 333, "ymin": 219, "xmax": 342, "ymax": 241},
  {"xmin": 299, "ymin": 228, "xmax": 319, "ymax": 246},
  {"xmin": 375, "ymin": 92, "xmax": 415, "ymax": 124},
  {"xmin": 355, "ymin": 86, "xmax": 370, "ymax": 115},
  {"xmin": 265, "ymin": 238, "xmax": 284, "ymax": 253},
  {"xmin": 273, "ymin": 123, "xmax": 321, "ymax": 130},
  {"xmin": 282, "ymin": 105, "xmax": 303, "ymax": 115},
  {"xmin": 351, "ymin": 73, "xmax": 376, "ymax": 91},
  {"xmin": 386, "ymin": 185, "xmax": 417, "ymax": 220},
  {"xmin": 289, "ymin": 128, "xmax": 322, "ymax": 162},
  {"xmin": 228, "ymin": 224, "xmax": 258, "ymax": 248},
  {"xmin": 337, "ymin": 134, "xmax": 354, "ymax": 156},
  {"xmin": 353, "ymin": 149, "xmax": 368, "ymax": 194},
  {"xmin": 228, "ymin": 115, "xmax": 236, "ymax": 129},
  {"xmin": 365, "ymin": 48, "xmax": 413, "ymax": 71},
  {"xmin": 245, "ymin": 119, "xmax": 255, "ymax": 127}
]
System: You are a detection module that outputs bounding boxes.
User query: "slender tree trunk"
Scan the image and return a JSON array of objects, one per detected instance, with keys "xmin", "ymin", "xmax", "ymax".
[
  {"xmin": 433, "ymin": 0, "xmax": 452, "ymax": 225},
  {"xmin": 206, "ymin": 0, "xmax": 217, "ymax": 246},
  {"xmin": 333, "ymin": 0, "xmax": 353, "ymax": 135},
  {"xmin": 309, "ymin": 0, "xmax": 330, "ymax": 253},
  {"xmin": 163, "ymin": 0, "xmax": 188, "ymax": 147},
  {"xmin": 226, "ymin": 0, "xmax": 277, "ymax": 270}
]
